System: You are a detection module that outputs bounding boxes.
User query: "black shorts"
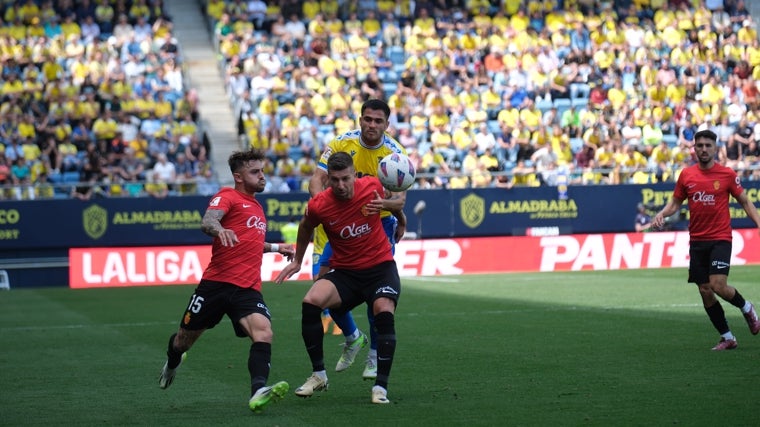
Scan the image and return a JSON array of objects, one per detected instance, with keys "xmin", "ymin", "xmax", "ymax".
[
  {"xmin": 688, "ymin": 240, "xmax": 732, "ymax": 285},
  {"xmin": 324, "ymin": 261, "xmax": 401, "ymax": 315},
  {"xmin": 179, "ymin": 280, "xmax": 271, "ymax": 338}
]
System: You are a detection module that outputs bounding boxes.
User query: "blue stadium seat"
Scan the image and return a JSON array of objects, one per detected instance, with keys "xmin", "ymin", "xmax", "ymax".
[
  {"xmin": 395, "ymin": 122, "xmax": 410, "ymax": 131},
  {"xmin": 379, "ymin": 69, "xmax": 399, "ymax": 83},
  {"xmin": 571, "ymin": 97, "xmax": 589, "ymax": 109},
  {"xmin": 288, "ymin": 146, "xmax": 304, "ymax": 162},
  {"xmin": 389, "ymin": 46, "xmax": 405, "ymax": 65},
  {"xmin": 317, "ymin": 124, "xmax": 335, "ymax": 139},
  {"xmin": 382, "ymin": 82, "xmax": 397, "ymax": 99},
  {"xmin": 536, "ymin": 98, "xmax": 553, "ymax": 114},
  {"xmin": 553, "ymin": 98, "xmax": 572, "ymax": 117},
  {"xmin": 47, "ymin": 171, "xmax": 62, "ymax": 183},
  {"xmin": 569, "ymin": 137, "xmax": 584, "ymax": 154},
  {"xmin": 63, "ymin": 172, "xmax": 80, "ymax": 183},
  {"xmin": 663, "ymin": 134, "xmax": 678, "ymax": 148},
  {"xmin": 487, "ymin": 120, "xmax": 501, "ymax": 135}
]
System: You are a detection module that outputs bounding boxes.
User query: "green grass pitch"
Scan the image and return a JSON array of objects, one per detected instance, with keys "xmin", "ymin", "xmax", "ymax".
[{"xmin": 2, "ymin": 266, "xmax": 760, "ymax": 426}]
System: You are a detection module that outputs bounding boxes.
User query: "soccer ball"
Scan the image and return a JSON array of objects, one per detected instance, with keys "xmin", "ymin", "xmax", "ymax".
[{"xmin": 377, "ymin": 153, "xmax": 416, "ymax": 192}]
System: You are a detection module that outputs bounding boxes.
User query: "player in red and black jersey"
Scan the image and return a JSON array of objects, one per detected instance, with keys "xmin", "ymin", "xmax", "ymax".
[
  {"xmin": 654, "ymin": 129, "xmax": 760, "ymax": 350},
  {"xmin": 276, "ymin": 151, "xmax": 405, "ymax": 405},
  {"xmin": 158, "ymin": 149, "xmax": 295, "ymax": 413}
]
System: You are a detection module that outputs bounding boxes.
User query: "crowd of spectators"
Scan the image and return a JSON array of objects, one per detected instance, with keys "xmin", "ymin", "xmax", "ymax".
[
  {"xmin": 0, "ymin": 0, "xmax": 216, "ymax": 200},
  {"xmin": 209, "ymin": 0, "xmax": 760, "ymax": 191}
]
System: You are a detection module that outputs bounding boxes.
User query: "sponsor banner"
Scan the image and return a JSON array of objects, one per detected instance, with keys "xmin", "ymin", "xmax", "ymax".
[
  {"xmin": 68, "ymin": 230, "xmax": 760, "ymax": 287},
  {"xmin": 0, "ymin": 194, "xmax": 309, "ymax": 250},
  {"xmin": 398, "ymin": 230, "xmax": 760, "ymax": 274},
  {"xmin": 425, "ymin": 184, "xmax": 760, "ymax": 238},
  {"xmin": 5, "ymin": 182, "xmax": 760, "ymax": 250},
  {"xmin": 68, "ymin": 245, "xmax": 315, "ymax": 288}
]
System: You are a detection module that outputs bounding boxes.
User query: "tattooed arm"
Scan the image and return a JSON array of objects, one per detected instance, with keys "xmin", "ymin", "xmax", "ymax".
[{"xmin": 201, "ymin": 208, "xmax": 239, "ymax": 247}]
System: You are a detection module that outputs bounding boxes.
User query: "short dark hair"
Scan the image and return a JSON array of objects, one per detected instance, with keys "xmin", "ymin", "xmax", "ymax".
[
  {"xmin": 361, "ymin": 98, "xmax": 391, "ymax": 119},
  {"xmin": 694, "ymin": 129, "xmax": 717, "ymax": 143},
  {"xmin": 228, "ymin": 149, "xmax": 266, "ymax": 173},
  {"xmin": 327, "ymin": 151, "xmax": 354, "ymax": 173}
]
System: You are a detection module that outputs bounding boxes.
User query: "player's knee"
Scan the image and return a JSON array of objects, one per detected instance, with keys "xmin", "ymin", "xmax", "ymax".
[
  {"xmin": 255, "ymin": 327, "xmax": 273, "ymax": 343},
  {"xmin": 373, "ymin": 311, "xmax": 395, "ymax": 336},
  {"xmin": 302, "ymin": 302, "xmax": 322, "ymax": 324}
]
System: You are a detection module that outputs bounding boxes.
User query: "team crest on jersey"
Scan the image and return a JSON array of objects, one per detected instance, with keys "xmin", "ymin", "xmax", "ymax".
[
  {"xmin": 713, "ymin": 180, "xmax": 720, "ymax": 190},
  {"xmin": 361, "ymin": 205, "xmax": 369, "ymax": 216}
]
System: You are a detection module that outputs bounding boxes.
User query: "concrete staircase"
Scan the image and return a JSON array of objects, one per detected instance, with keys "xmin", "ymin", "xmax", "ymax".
[{"xmin": 164, "ymin": 0, "xmax": 238, "ymax": 186}]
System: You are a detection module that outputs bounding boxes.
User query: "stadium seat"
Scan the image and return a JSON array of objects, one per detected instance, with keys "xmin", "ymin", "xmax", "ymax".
[
  {"xmin": 288, "ymin": 146, "xmax": 304, "ymax": 162},
  {"xmin": 63, "ymin": 172, "xmax": 81, "ymax": 183},
  {"xmin": 317, "ymin": 124, "xmax": 335, "ymax": 140},
  {"xmin": 487, "ymin": 120, "xmax": 501, "ymax": 135},
  {"xmin": 47, "ymin": 171, "xmax": 62, "ymax": 183},
  {"xmin": 536, "ymin": 98, "xmax": 553, "ymax": 114},
  {"xmin": 571, "ymin": 97, "xmax": 589, "ymax": 109},
  {"xmin": 383, "ymin": 82, "xmax": 397, "ymax": 99},
  {"xmin": 379, "ymin": 69, "xmax": 399, "ymax": 83},
  {"xmin": 569, "ymin": 137, "xmax": 584, "ymax": 154},
  {"xmin": 389, "ymin": 46, "xmax": 405, "ymax": 66},
  {"xmin": 553, "ymin": 98, "xmax": 572, "ymax": 117},
  {"xmin": 663, "ymin": 134, "xmax": 678, "ymax": 148},
  {"xmin": 395, "ymin": 122, "xmax": 410, "ymax": 131}
]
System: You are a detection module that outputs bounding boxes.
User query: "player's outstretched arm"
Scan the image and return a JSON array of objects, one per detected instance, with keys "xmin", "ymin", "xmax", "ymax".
[
  {"xmin": 265, "ymin": 242, "xmax": 295, "ymax": 261},
  {"xmin": 274, "ymin": 217, "xmax": 315, "ymax": 284}
]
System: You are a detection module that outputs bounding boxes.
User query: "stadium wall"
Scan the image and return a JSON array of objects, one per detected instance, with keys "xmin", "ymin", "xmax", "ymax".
[{"xmin": 3, "ymin": 181, "xmax": 760, "ymax": 288}]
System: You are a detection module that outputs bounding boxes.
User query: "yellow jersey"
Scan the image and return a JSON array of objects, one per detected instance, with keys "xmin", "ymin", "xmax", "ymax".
[
  {"xmin": 317, "ymin": 129, "xmax": 406, "ymax": 182},
  {"xmin": 313, "ymin": 129, "xmax": 406, "ymax": 254}
]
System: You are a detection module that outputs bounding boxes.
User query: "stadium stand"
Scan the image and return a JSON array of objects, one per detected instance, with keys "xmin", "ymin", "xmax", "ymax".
[
  {"xmin": 3, "ymin": 0, "xmax": 760, "ymax": 198},
  {"xmin": 198, "ymin": 0, "xmax": 760, "ymax": 190},
  {"xmin": 0, "ymin": 0, "xmax": 216, "ymax": 200}
]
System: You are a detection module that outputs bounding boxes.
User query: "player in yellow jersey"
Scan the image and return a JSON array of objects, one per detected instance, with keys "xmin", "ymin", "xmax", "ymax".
[{"xmin": 308, "ymin": 99, "xmax": 407, "ymax": 380}]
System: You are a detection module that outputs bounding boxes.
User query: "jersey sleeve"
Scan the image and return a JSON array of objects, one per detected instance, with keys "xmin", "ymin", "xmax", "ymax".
[
  {"xmin": 672, "ymin": 169, "xmax": 688, "ymax": 202},
  {"xmin": 728, "ymin": 170, "xmax": 744, "ymax": 198},
  {"xmin": 317, "ymin": 139, "xmax": 340, "ymax": 171},
  {"xmin": 207, "ymin": 191, "xmax": 232, "ymax": 213},
  {"xmin": 304, "ymin": 197, "xmax": 322, "ymax": 229}
]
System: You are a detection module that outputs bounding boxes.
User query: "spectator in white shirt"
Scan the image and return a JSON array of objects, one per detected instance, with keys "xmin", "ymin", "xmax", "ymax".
[
  {"xmin": 123, "ymin": 54, "xmax": 146, "ymax": 79},
  {"xmin": 112, "ymin": 14, "xmax": 134, "ymax": 43},
  {"xmin": 474, "ymin": 123, "xmax": 496, "ymax": 155},
  {"xmin": 81, "ymin": 15, "xmax": 101, "ymax": 43},
  {"xmin": 247, "ymin": 0, "xmax": 267, "ymax": 29},
  {"xmin": 249, "ymin": 68, "xmax": 273, "ymax": 102},
  {"xmin": 152, "ymin": 153, "xmax": 177, "ymax": 182},
  {"xmin": 284, "ymin": 14, "xmax": 306, "ymax": 41},
  {"xmin": 133, "ymin": 16, "xmax": 152, "ymax": 42}
]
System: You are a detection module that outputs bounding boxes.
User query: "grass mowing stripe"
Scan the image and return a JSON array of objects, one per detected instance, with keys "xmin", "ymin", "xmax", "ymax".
[{"xmin": 1, "ymin": 266, "xmax": 759, "ymax": 426}]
